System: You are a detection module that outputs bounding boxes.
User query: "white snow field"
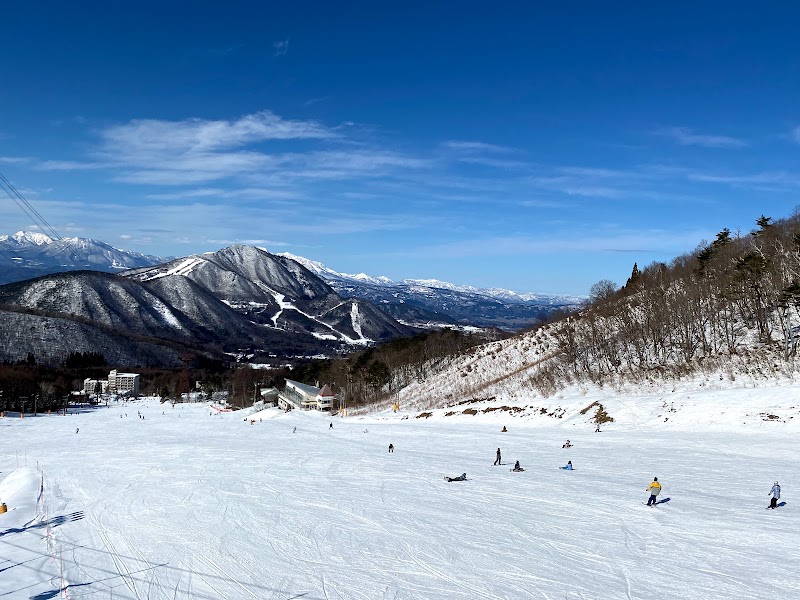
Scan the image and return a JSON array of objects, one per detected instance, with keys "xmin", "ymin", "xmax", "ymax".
[{"xmin": 1, "ymin": 390, "xmax": 798, "ymax": 600}]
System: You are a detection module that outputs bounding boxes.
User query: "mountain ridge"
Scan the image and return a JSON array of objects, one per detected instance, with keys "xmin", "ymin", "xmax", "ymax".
[{"xmin": 1, "ymin": 231, "xmax": 582, "ymax": 330}]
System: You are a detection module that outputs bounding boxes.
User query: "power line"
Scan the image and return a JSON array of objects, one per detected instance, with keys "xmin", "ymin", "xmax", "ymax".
[
  {"xmin": 0, "ymin": 169, "xmax": 85, "ymax": 267},
  {"xmin": 0, "ymin": 170, "xmax": 62, "ymax": 241}
]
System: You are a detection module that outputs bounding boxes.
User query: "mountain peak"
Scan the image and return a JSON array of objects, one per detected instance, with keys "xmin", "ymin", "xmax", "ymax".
[{"xmin": 4, "ymin": 231, "xmax": 55, "ymax": 245}]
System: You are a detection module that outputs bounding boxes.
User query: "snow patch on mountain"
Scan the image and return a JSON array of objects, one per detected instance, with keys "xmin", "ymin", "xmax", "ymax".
[
  {"xmin": 143, "ymin": 256, "xmax": 205, "ymax": 280},
  {"xmin": 0, "ymin": 231, "xmax": 55, "ymax": 245}
]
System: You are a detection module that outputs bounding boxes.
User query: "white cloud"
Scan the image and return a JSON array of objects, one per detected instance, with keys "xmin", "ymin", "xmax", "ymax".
[
  {"xmin": 87, "ymin": 111, "xmax": 433, "ymax": 186},
  {"xmin": 273, "ymin": 38, "xmax": 290, "ymax": 57},
  {"xmin": 102, "ymin": 111, "xmax": 333, "ymax": 155},
  {"xmin": 656, "ymin": 127, "xmax": 747, "ymax": 148},
  {"xmin": 793, "ymin": 126, "xmax": 800, "ymax": 144}
]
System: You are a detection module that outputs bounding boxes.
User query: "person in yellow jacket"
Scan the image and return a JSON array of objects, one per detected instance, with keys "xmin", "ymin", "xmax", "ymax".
[{"xmin": 646, "ymin": 477, "xmax": 662, "ymax": 506}]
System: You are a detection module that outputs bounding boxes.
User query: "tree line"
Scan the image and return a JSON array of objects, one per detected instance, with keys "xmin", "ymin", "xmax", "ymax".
[
  {"xmin": 291, "ymin": 328, "xmax": 505, "ymax": 409},
  {"xmin": 527, "ymin": 211, "xmax": 800, "ymax": 395}
]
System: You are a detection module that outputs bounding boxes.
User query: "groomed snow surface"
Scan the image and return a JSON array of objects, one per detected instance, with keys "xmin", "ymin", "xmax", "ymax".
[{"xmin": 1, "ymin": 388, "xmax": 798, "ymax": 600}]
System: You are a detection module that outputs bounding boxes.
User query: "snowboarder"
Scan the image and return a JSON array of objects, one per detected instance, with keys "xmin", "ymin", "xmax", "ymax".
[
  {"xmin": 501, "ymin": 426, "xmax": 507, "ymax": 432},
  {"xmin": 646, "ymin": 477, "xmax": 662, "ymax": 506},
  {"xmin": 75, "ymin": 428, "xmax": 79, "ymax": 434},
  {"xmin": 561, "ymin": 461, "xmax": 573, "ymax": 470},
  {"xmin": 388, "ymin": 443, "xmax": 394, "ymax": 453},
  {"xmin": 768, "ymin": 482, "xmax": 781, "ymax": 509},
  {"xmin": 494, "ymin": 448, "xmax": 502, "ymax": 466},
  {"xmin": 446, "ymin": 473, "xmax": 467, "ymax": 482},
  {"xmin": 512, "ymin": 460, "xmax": 524, "ymax": 472}
]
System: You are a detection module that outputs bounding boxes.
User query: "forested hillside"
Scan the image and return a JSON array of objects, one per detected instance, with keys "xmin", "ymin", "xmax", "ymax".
[{"xmin": 358, "ymin": 212, "xmax": 800, "ymax": 413}]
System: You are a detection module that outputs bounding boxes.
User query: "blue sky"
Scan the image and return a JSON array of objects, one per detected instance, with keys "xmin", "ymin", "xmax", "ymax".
[{"xmin": 1, "ymin": 2, "xmax": 799, "ymax": 295}]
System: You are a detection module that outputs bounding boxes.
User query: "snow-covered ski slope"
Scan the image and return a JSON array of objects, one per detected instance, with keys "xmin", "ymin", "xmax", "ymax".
[{"xmin": 1, "ymin": 393, "xmax": 798, "ymax": 599}]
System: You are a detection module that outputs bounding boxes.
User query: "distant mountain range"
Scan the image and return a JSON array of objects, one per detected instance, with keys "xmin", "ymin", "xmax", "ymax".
[
  {"xmin": 0, "ymin": 231, "xmax": 583, "ymax": 335},
  {"xmin": 281, "ymin": 253, "xmax": 584, "ymax": 330},
  {"xmin": 0, "ymin": 244, "xmax": 414, "ymax": 367},
  {"xmin": 0, "ymin": 231, "xmax": 165, "ymax": 285}
]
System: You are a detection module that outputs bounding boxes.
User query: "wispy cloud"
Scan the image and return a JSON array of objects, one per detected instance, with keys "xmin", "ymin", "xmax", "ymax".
[
  {"xmin": 86, "ymin": 111, "xmax": 433, "ymax": 186},
  {"xmin": 399, "ymin": 229, "xmax": 711, "ymax": 259},
  {"xmin": 102, "ymin": 111, "xmax": 334, "ymax": 153},
  {"xmin": 35, "ymin": 160, "xmax": 105, "ymax": 171},
  {"xmin": 146, "ymin": 187, "xmax": 300, "ymax": 201},
  {"xmin": 304, "ymin": 96, "xmax": 329, "ymax": 107},
  {"xmin": 792, "ymin": 126, "xmax": 800, "ymax": 144},
  {"xmin": 457, "ymin": 156, "xmax": 528, "ymax": 169},
  {"xmin": 656, "ymin": 126, "xmax": 747, "ymax": 148},
  {"xmin": 443, "ymin": 140, "xmax": 516, "ymax": 153},
  {"xmin": 273, "ymin": 38, "xmax": 290, "ymax": 57}
]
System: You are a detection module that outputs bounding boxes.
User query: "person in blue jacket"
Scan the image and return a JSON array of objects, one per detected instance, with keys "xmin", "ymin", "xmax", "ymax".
[{"xmin": 560, "ymin": 460, "xmax": 573, "ymax": 470}]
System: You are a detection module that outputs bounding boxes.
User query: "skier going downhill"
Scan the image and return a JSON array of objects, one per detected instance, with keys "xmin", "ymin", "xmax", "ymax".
[
  {"xmin": 646, "ymin": 477, "xmax": 662, "ymax": 506},
  {"xmin": 768, "ymin": 482, "xmax": 781, "ymax": 509}
]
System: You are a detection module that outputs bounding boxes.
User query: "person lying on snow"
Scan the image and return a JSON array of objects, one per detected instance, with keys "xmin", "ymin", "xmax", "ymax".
[
  {"xmin": 446, "ymin": 473, "xmax": 467, "ymax": 482},
  {"xmin": 512, "ymin": 461, "xmax": 524, "ymax": 472}
]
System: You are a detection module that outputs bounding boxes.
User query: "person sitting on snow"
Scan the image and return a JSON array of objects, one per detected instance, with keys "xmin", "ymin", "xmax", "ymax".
[
  {"xmin": 561, "ymin": 460, "xmax": 573, "ymax": 470},
  {"xmin": 512, "ymin": 461, "xmax": 524, "ymax": 472},
  {"xmin": 446, "ymin": 473, "xmax": 467, "ymax": 482},
  {"xmin": 562, "ymin": 439, "xmax": 572, "ymax": 448}
]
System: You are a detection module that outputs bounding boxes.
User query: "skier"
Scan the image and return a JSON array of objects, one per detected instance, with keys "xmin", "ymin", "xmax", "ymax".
[
  {"xmin": 329, "ymin": 422, "xmax": 333, "ymax": 429},
  {"xmin": 646, "ymin": 477, "xmax": 662, "ymax": 506},
  {"xmin": 389, "ymin": 443, "xmax": 394, "ymax": 453},
  {"xmin": 768, "ymin": 482, "xmax": 781, "ymax": 509},
  {"xmin": 501, "ymin": 426, "xmax": 507, "ymax": 432},
  {"xmin": 561, "ymin": 460, "xmax": 573, "ymax": 470},
  {"xmin": 494, "ymin": 448, "xmax": 502, "ymax": 466},
  {"xmin": 293, "ymin": 427, "xmax": 296, "ymax": 433},
  {"xmin": 446, "ymin": 473, "xmax": 467, "ymax": 482},
  {"xmin": 75, "ymin": 428, "xmax": 79, "ymax": 434},
  {"xmin": 562, "ymin": 439, "xmax": 572, "ymax": 448},
  {"xmin": 512, "ymin": 460, "xmax": 524, "ymax": 472}
]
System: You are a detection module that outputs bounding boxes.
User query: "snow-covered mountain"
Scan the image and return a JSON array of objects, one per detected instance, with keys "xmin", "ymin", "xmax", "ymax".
[
  {"xmin": 0, "ymin": 244, "xmax": 416, "ymax": 366},
  {"xmin": 125, "ymin": 245, "xmax": 413, "ymax": 346},
  {"xmin": 0, "ymin": 231, "xmax": 166, "ymax": 285},
  {"xmin": 281, "ymin": 252, "xmax": 584, "ymax": 330}
]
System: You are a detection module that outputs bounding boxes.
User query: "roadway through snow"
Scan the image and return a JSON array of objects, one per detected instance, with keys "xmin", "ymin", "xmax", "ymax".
[{"xmin": 1, "ymin": 401, "xmax": 798, "ymax": 599}]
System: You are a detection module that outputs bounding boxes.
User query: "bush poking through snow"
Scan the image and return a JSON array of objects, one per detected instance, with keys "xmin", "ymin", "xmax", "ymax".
[{"xmin": 593, "ymin": 404, "xmax": 614, "ymax": 424}]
